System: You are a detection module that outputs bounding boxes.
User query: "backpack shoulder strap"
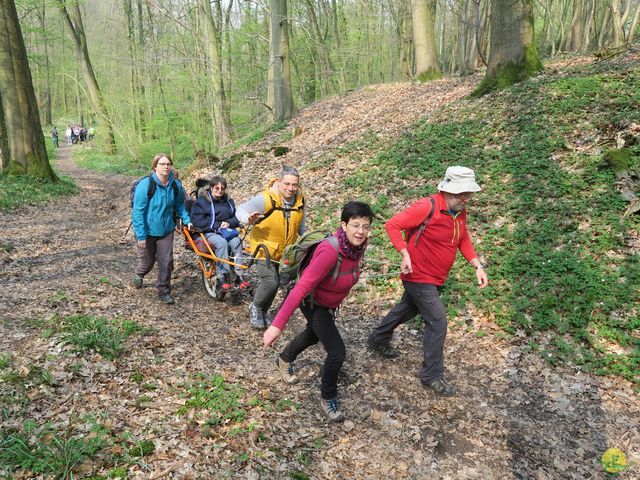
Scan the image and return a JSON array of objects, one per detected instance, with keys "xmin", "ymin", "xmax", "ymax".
[
  {"xmin": 146, "ymin": 175, "xmax": 156, "ymax": 199},
  {"xmin": 413, "ymin": 195, "xmax": 436, "ymax": 246},
  {"xmin": 254, "ymin": 194, "xmax": 278, "ymax": 225},
  {"xmin": 325, "ymin": 236, "xmax": 356, "ymax": 282}
]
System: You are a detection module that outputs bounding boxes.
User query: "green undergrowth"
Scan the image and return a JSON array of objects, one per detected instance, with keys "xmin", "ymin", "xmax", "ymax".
[
  {"xmin": 342, "ymin": 57, "xmax": 640, "ymax": 384},
  {"xmin": 0, "ymin": 174, "xmax": 77, "ymax": 212},
  {"xmin": 73, "ymin": 136, "xmax": 194, "ymax": 178},
  {"xmin": 59, "ymin": 315, "xmax": 145, "ymax": 360},
  {"xmin": 26, "ymin": 314, "xmax": 146, "ymax": 360},
  {"xmin": 0, "ymin": 414, "xmax": 158, "ymax": 479}
]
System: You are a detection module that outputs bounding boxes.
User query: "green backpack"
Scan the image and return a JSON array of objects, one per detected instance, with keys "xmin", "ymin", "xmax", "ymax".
[{"xmin": 279, "ymin": 230, "xmax": 352, "ymax": 293}]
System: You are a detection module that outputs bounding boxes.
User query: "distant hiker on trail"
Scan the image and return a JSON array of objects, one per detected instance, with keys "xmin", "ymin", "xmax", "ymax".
[
  {"xmin": 264, "ymin": 201, "xmax": 374, "ymax": 422},
  {"xmin": 132, "ymin": 153, "xmax": 192, "ymax": 305},
  {"xmin": 65, "ymin": 125, "xmax": 73, "ymax": 145},
  {"xmin": 367, "ymin": 166, "xmax": 488, "ymax": 397},
  {"xmin": 190, "ymin": 176, "xmax": 250, "ymax": 292},
  {"xmin": 51, "ymin": 126, "xmax": 59, "ymax": 148},
  {"xmin": 236, "ymin": 166, "xmax": 306, "ymax": 329}
]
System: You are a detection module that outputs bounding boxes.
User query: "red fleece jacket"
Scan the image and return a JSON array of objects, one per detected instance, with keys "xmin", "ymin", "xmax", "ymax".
[
  {"xmin": 272, "ymin": 238, "xmax": 361, "ymax": 331},
  {"xmin": 386, "ymin": 192, "xmax": 477, "ymax": 285}
]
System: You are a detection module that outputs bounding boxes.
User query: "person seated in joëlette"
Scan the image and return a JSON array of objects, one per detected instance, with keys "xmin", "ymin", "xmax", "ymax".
[{"xmin": 190, "ymin": 176, "xmax": 250, "ymax": 291}]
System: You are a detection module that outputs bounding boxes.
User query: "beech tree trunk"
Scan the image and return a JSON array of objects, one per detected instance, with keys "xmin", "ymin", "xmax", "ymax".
[
  {"xmin": 473, "ymin": 0, "xmax": 543, "ymax": 96},
  {"xmin": 267, "ymin": 0, "xmax": 295, "ymax": 123},
  {"xmin": 569, "ymin": 0, "xmax": 584, "ymax": 51},
  {"xmin": 199, "ymin": 0, "xmax": 233, "ymax": 146},
  {"xmin": 58, "ymin": 0, "xmax": 116, "ymax": 153},
  {"xmin": 0, "ymin": 0, "xmax": 55, "ymax": 179},
  {"xmin": 610, "ymin": 0, "xmax": 625, "ymax": 47},
  {"xmin": 411, "ymin": 0, "xmax": 441, "ymax": 81},
  {"xmin": 398, "ymin": 0, "xmax": 413, "ymax": 80}
]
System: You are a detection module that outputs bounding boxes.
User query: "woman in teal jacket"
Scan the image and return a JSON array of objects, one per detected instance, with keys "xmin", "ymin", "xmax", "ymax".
[{"xmin": 132, "ymin": 153, "xmax": 191, "ymax": 304}]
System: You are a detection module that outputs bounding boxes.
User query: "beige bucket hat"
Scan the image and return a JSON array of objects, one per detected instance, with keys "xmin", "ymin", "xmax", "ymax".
[{"xmin": 437, "ymin": 166, "xmax": 481, "ymax": 194}]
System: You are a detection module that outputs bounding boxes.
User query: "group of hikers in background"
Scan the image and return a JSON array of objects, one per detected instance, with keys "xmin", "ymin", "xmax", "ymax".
[
  {"xmin": 50, "ymin": 124, "xmax": 95, "ymax": 148},
  {"xmin": 131, "ymin": 155, "xmax": 489, "ymax": 422}
]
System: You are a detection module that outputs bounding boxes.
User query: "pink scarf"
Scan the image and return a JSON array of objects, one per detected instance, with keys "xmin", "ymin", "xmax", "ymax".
[{"xmin": 336, "ymin": 227, "xmax": 367, "ymax": 261}]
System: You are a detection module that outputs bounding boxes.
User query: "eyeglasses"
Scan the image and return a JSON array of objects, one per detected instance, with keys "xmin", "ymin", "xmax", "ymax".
[
  {"xmin": 157, "ymin": 162, "xmax": 172, "ymax": 167},
  {"xmin": 212, "ymin": 186, "xmax": 226, "ymax": 191},
  {"xmin": 347, "ymin": 223, "xmax": 371, "ymax": 232}
]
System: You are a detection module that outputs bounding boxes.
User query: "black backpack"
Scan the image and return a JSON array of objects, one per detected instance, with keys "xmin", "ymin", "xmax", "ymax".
[{"xmin": 129, "ymin": 174, "xmax": 179, "ymax": 208}]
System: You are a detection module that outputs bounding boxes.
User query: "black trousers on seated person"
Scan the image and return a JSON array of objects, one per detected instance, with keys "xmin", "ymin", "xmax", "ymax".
[{"xmin": 281, "ymin": 303, "xmax": 346, "ymax": 400}]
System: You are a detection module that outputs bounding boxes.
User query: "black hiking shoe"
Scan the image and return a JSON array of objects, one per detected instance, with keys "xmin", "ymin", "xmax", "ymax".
[
  {"xmin": 367, "ymin": 336, "xmax": 400, "ymax": 359},
  {"xmin": 159, "ymin": 294, "xmax": 175, "ymax": 305},
  {"xmin": 423, "ymin": 377, "xmax": 456, "ymax": 397}
]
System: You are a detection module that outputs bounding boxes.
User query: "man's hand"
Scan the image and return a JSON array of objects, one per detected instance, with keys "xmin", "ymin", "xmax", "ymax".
[
  {"xmin": 137, "ymin": 239, "xmax": 146, "ymax": 248},
  {"xmin": 247, "ymin": 211, "xmax": 264, "ymax": 225},
  {"xmin": 263, "ymin": 325, "xmax": 282, "ymax": 348},
  {"xmin": 400, "ymin": 249, "xmax": 413, "ymax": 274},
  {"xmin": 220, "ymin": 221, "xmax": 230, "ymax": 229}
]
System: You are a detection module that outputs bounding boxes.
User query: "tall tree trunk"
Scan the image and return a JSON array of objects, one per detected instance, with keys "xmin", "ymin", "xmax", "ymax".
[
  {"xmin": 0, "ymin": 0, "xmax": 55, "ymax": 179},
  {"xmin": 398, "ymin": 0, "xmax": 412, "ymax": 80},
  {"xmin": 35, "ymin": 5, "xmax": 52, "ymax": 126},
  {"xmin": 0, "ymin": 91, "xmax": 9, "ymax": 170},
  {"xmin": 411, "ymin": 0, "xmax": 441, "ymax": 81},
  {"xmin": 135, "ymin": 0, "xmax": 146, "ymax": 141},
  {"xmin": 144, "ymin": 1, "xmax": 175, "ymax": 158},
  {"xmin": 628, "ymin": 1, "xmax": 640, "ymax": 43},
  {"xmin": 582, "ymin": 0, "xmax": 595, "ymax": 51},
  {"xmin": 58, "ymin": 0, "xmax": 116, "ymax": 153},
  {"xmin": 570, "ymin": 0, "xmax": 584, "ymax": 51},
  {"xmin": 598, "ymin": 6, "xmax": 612, "ymax": 48},
  {"xmin": 610, "ymin": 0, "xmax": 625, "ymax": 47},
  {"xmin": 473, "ymin": 0, "xmax": 543, "ymax": 96},
  {"xmin": 304, "ymin": 0, "xmax": 336, "ymax": 96},
  {"xmin": 459, "ymin": 0, "xmax": 478, "ymax": 76},
  {"xmin": 267, "ymin": 0, "xmax": 295, "ymax": 122},
  {"xmin": 199, "ymin": 0, "xmax": 233, "ymax": 146},
  {"xmin": 124, "ymin": 0, "xmax": 140, "ymax": 147}
]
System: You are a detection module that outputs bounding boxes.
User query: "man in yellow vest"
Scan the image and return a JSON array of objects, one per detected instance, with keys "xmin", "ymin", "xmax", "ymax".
[{"xmin": 237, "ymin": 166, "xmax": 306, "ymax": 328}]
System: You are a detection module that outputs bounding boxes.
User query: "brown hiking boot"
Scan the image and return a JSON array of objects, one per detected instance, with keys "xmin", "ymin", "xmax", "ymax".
[
  {"xmin": 320, "ymin": 397, "xmax": 345, "ymax": 422},
  {"xmin": 275, "ymin": 354, "xmax": 298, "ymax": 384}
]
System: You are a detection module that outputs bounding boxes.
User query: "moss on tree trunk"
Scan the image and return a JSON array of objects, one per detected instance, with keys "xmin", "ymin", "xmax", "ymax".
[{"xmin": 472, "ymin": 43, "xmax": 543, "ymax": 97}]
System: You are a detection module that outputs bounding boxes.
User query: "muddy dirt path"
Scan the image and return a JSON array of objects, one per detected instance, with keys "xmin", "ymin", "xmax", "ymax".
[{"xmin": 0, "ymin": 147, "xmax": 638, "ymax": 479}]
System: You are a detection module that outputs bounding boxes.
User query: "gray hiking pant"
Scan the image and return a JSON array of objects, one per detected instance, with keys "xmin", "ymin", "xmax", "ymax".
[
  {"xmin": 369, "ymin": 281, "xmax": 447, "ymax": 385},
  {"xmin": 135, "ymin": 232, "xmax": 174, "ymax": 296},
  {"xmin": 253, "ymin": 261, "xmax": 280, "ymax": 313}
]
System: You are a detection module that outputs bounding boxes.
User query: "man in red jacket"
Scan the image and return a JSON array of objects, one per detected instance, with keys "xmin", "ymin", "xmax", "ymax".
[{"xmin": 367, "ymin": 166, "xmax": 489, "ymax": 396}]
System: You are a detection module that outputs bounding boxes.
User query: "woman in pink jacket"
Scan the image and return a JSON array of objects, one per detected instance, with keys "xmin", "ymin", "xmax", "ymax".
[{"xmin": 263, "ymin": 201, "xmax": 373, "ymax": 422}]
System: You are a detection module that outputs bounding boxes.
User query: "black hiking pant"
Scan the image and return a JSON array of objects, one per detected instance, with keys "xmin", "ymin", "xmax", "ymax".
[{"xmin": 281, "ymin": 303, "xmax": 346, "ymax": 400}]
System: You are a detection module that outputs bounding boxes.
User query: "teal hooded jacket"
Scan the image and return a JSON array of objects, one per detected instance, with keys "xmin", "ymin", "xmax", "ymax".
[{"xmin": 132, "ymin": 172, "xmax": 190, "ymax": 240}]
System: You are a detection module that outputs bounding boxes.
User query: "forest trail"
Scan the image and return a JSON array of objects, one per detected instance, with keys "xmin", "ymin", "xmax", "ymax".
[{"xmin": 1, "ymin": 83, "xmax": 639, "ymax": 479}]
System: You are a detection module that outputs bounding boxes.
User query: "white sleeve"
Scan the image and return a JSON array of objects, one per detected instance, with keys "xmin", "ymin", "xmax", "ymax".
[{"xmin": 236, "ymin": 194, "xmax": 267, "ymax": 224}]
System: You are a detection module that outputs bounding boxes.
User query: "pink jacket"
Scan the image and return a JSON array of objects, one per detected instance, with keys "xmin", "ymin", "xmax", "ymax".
[{"xmin": 272, "ymin": 238, "xmax": 361, "ymax": 330}]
